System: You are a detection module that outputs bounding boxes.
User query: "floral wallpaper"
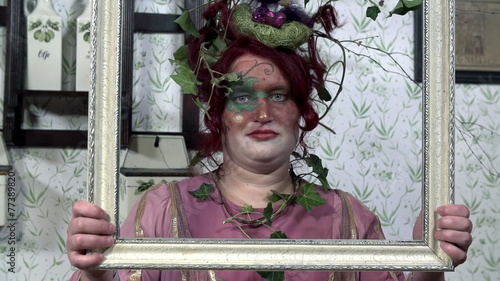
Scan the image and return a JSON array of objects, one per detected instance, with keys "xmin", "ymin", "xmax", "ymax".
[{"xmin": 0, "ymin": 0, "xmax": 498, "ymax": 281}]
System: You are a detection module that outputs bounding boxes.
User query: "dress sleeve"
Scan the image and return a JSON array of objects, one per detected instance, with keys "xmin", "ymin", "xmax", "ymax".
[
  {"xmin": 120, "ymin": 182, "xmax": 174, "ymax": 238},
  {"xmin": 345, "ymin": 193, "xmax": 386, "ymax": 240},
  {"xmin": 346, "ymin": 193, "xmax": 406, "ymax": 281}
]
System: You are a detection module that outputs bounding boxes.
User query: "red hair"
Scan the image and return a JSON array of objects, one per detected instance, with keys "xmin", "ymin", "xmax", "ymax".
[{"xmin": 187, "ymin": 0, "xmax": 338, "ymax": 160}]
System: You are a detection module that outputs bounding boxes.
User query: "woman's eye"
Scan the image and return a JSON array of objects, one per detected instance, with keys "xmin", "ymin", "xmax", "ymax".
[
  {"xmin": 234, "ymin": 95, "xmax": 251, "ymax": 104},
  {"xmin": 270, "ymin": 94, "xmax": 287, "ymax": 102}
]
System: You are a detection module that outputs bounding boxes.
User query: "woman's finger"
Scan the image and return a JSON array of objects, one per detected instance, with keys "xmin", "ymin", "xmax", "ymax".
[
  {"xmin": 437, "ymin": 215, "xmax": 473, "ymax": 233},
  {"xmin": 67, "ymin": 216, "xmax": 116, "ymax": 236},
  {"xmin": 67, "ymin": 233, "xmax": 115, "ymax": 252},
  {"xmin": 435, "ymin": 229, "xmax": 472, "ymax": 252},
  {"xmin": 72, "ymin": 201, "xmax": 110, "ymax": 220},
  {"xmin": 439, "ymin": 241, "xmax": 468, "ymax": 266},
  {"xmin": 437, "ymin": 204, "xmax": 470, "ymax": 218},
  {"xmin": 68, "ymin": 251, "xmax": 106, "ymax": 269}
]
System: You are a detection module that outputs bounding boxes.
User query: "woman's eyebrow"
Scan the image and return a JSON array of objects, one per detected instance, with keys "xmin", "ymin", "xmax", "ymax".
[{"xmin": 265, "ymin": 85, "xmax": 290, "ymax": 93}]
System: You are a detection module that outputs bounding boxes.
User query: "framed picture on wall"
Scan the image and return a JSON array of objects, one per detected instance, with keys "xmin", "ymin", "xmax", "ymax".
[{"xmin": 415, "ymin": 0, "xmax": 500, "ymax": 84}]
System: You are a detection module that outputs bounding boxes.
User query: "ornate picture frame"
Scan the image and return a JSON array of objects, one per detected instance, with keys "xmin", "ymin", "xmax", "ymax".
[{"xmin": 87, "ymin": 0, "xmax": 455, "ymax": 271}]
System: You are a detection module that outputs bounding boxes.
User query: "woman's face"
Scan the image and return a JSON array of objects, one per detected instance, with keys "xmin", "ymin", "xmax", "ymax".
[{"xmin": 221, "ymin": 54, "xmax": 300, "ymax": 172}]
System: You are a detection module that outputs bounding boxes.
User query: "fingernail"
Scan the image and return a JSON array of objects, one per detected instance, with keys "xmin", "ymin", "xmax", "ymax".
[{"xmin": 108, "ymin": 237, "xmax": 115, "ymax": 244}]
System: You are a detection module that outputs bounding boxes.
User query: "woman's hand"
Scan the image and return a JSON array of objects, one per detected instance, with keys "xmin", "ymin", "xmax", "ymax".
[
  {"xmin": 67, "ymin": 201, "xmax": 116, "ymax": 280},
  {"xmin": 434, "ymin": 204, "xmax": 473, "ymax": 265},
  {"xmin": 412, "ymin": 204, "xmax": 473, "ymax": 281}
]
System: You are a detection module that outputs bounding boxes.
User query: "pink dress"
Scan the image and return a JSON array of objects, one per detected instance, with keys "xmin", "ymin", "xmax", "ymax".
[{"xmin": 70, "ymin": 173, "xmax": 404, "ymax": 281}]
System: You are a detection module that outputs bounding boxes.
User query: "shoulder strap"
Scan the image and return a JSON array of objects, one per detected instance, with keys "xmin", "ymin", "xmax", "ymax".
[{"xmin": 338, "ymin": 190, "xmax": 358, "ymax": 239}]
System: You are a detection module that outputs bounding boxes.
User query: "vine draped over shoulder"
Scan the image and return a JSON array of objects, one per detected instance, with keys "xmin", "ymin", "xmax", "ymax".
[{"xmin": 69, "ymin": 173, "xmax": 404, "ymax": 281}]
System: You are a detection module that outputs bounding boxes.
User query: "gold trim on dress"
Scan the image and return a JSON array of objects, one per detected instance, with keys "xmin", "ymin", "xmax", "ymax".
[
  {"xmin": 339, "ymin": 191, "xmax": 358, "ymax": 239},
  {"xmin": 327, "ymin": 190, "xmax": 358, "ymax": 281},
  {"xmin": 389, "ymin": 271, "xmax": 400, "ymax": 281},
  {"xmin": 169, "ymin": 182, "xmax": 180, "ymax": 238},
  {"xmin": 130, "ymin": 183, "xmax": 165, "ymax": 281},
  {"xmin": 134, "ymin": 183, "xmax": 164, "ymax": 237},
  {"xmin": 129, "ymin": 270, "xmax": 142, "ymax": 281}
]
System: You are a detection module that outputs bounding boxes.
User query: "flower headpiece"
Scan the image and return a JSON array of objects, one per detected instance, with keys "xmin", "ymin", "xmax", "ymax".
[{"xmin": 171, "ymin": 0, "xmax": 340, "ymax": 120}]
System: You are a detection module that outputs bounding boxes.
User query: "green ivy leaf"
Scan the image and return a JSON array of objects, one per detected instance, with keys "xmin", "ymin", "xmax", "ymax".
[
  {"xmin": 270, "ymin": 231, "xmax": 288, "ymax": 239},
  {"xmin": 304, "ymin": 154, "xmax": 330, "ymax": 189},
  {"xmin": 304, "ymin": 154, "xmax": 321, "ymax": 169},
  {"xmin": 223, "ymin": 72, "xmax": 241, "ymax": 82},
  {"xmin": 212, "ymin": 72, "xmax": 241, "ymax": 86},
  {"xmin": 297, "ymin": 183, "xmax": 326, "ymax": 211},
  {"xmin": 188, "ymin": 183, "xmax": 214, "ymax": 200},
  {"xmin": 268, "ymin": 191, "xmax": 291, "ymax": 203},
  {"xmin": 137, "ymin": 179, "xmax": 155, "ymax": 193},
  {"xmin": 389, "ymin": 0, "xmax": 422, "ymax": 17},
  {"xmin": 212, "ymin": 36, "xmax": 228, "ymax": 54},
  {"xmin": 171, "ymin": 65, "xmax": 200, "ymax": 95},
  {"xmin": 241, "ymin": 204, "xmax": 254, "ymax": 214},
  {"xmin": 263, "ymin": 202, "xmax": 274, "ymax": 226},
  {"xmin": 366, "ymin": 6, "xmax": 381, "ymax": 21},
  {"xmin": 173, "ymin": 45, "xmax": 189, "ymax": 62},
  {"xmin": 205, "ymin": 36, "xmax": 228, "ymax": 65},
  {"xmin": 174, "ymin": 8, "xmax": 201, "ymax": 38},
  {"xmin": 257, "ymin": 271, "xmax": 285, "ymax": 281},
  {"xmin": 317, "ymin": 86, "xmax": 332, "ymax": 101}
]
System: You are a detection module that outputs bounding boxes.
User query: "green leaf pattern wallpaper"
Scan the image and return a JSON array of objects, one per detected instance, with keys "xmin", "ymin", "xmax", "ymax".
[{"xmin": 0, "ymin": 0, "xmax": 498, "ymax": 280}]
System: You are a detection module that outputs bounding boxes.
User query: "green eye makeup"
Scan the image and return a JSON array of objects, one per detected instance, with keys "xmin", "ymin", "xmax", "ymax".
[{"xmin": 226, "ymin": 77, "xmax": 269, "ymax": 113}]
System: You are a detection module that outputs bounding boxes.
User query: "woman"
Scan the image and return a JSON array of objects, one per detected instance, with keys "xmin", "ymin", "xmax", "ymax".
[{"xmin": 67, "ymin": 1, "xmax": 473, "ymax": 281}]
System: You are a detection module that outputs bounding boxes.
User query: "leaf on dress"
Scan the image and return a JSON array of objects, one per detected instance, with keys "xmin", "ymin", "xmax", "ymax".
[
  {"xmin": 188, "ymin": 183, "xmax": 215, "ymax": 200},
  {"xmin": 297, "ymin": 183, "xmax": 326, "ymax": 211}
]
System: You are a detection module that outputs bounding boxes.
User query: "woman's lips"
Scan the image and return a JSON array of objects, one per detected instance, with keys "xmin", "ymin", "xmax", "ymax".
[{"xmin": 247, "ymin": 130, "xmax": 278, "ymax": 140}]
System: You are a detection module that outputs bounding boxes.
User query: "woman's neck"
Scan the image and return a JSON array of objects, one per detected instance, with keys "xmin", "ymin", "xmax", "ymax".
[{"xmin": 216, "ymin": 159, "xmax": 294, "ymax": 208}]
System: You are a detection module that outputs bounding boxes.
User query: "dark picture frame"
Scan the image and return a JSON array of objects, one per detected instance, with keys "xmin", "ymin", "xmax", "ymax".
[{"xmin": 415, "ymin": 1, "xmax": 500, "ymax": 84}]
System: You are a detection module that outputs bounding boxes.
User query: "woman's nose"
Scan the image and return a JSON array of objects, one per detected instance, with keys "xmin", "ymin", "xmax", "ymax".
[{"xmin": 254, "ymin": 98, "xmax": 272, "ymax": 123}]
